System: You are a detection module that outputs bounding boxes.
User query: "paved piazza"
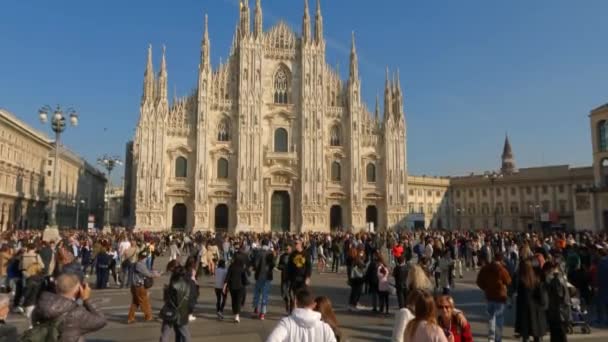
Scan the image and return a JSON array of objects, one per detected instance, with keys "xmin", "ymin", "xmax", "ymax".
[{"xmin": 5, "ymin": 255, "xmax": 607, "ymax": 342}]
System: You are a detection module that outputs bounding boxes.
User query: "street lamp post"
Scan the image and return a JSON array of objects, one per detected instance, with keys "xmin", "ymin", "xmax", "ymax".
[
  {"xmin": 97, "ymin": 155, "xmax": 122, "ymax": 228},
  {"xmin": 75, "ymin": 198, "xmax": 85, "ymax": 229},
  {"xmin": 484, "ymin": 171, "xmax": 503, "ymax": 229},
  {"xmin": 528, "ymin": 203, "xmax": 540, "ymax": 232},
  {"xmin": 38, "ymin": 105, "xmax": 78, "ymax": 229}
]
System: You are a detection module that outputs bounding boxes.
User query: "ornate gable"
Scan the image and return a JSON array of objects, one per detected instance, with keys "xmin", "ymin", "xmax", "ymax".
[
  {"xmin": 264, "ymin": 21, "xmax": 297, "ymax": 59},
  {"xmin": 167, "ymin": 95, "xmax": 195, "ymax": 136}
]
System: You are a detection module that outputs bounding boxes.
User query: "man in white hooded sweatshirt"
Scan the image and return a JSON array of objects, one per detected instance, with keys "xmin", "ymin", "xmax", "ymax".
[{"xmin": 266, "ymin": 287, "xmax": 336, "ymax": 342}]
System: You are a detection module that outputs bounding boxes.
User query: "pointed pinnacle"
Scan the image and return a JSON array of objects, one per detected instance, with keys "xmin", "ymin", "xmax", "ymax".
[
  {"xmin": 316, "ymin": 0, "xmax": 322, "ymax": 15},
  {"xmin": 375, "ymin": 93, "xmax": 380, "ymax": 114},
  {"xmin": 160, "ymin": 45, "xmax": 167, "ymax": 74},
  {"xmin": 146, "ymin": 44, "xmax": 153, "ymax": 74},
  {"xmin": 204, "ymin": 14, "xmax": 209, "ymax": 40},
  {"xmin": 304, "ymin": 0, "xmax": 309, "ymax": 12},
  {"xmin": 351, "ymin": 31, "xmax": 356, "ymax": 54}
]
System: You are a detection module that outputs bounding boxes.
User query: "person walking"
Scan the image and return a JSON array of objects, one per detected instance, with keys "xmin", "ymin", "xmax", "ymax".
[
  {"xmin": 127, "ymin": 251, "xmax": 158, "ymax": 324},
  {"xmin": 252, "ymin": 239, "xmax": 274, "ymax": 320},
  {"xmin": 95, "ymin": 247, "xmax": 112, "ymax": 289},
  {"xmin": 514, "ymin": 260, "xmax": 547, "ymax": 342},
  {"xmin": 278, "ymin": 245, "xmax": 292, "ymax": 314},
  {"xmin": 214, "ymin": 260, "xmax": 228, "ymax": 320},
  {"xmin": 476, "ymin": 252, "xmax": 512, "ymax": 342},
  {"xmin": 393, "ymin": 255, "xmax": 409, "ymax": 309},
  {"xmin": 223, "ymin": 256, "xmax": 246, "ymax": 323},
  {"xmin": 287, "ymin": 239, "xmax": 312, "ymax": 313},
  {"xmin": 159, "ymin": 265, "xmax": 198, "ymax": 342},
  {"xmin": 331, "ymin": 238, "xmax": 342, "ymax": 273},
  {"xmin": 377, "ymin": 257, "xmax": 390, "ymax": 315},
  {"xmin": 545, "ymin": 261, "xmax": 570, "ymax": 342},
  {"xmin": 348, "ymin": 248, "xmax": 368, "ymax": 311}
]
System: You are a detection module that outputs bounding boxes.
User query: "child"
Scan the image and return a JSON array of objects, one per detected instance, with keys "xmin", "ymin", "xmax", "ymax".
[
  {"xmin": 214, "ymin": 259, "xmax": 228, "ymax": 320},
  {"xmin": 377, "ymin": 262, "xmax": 390, "ymax": 315}
]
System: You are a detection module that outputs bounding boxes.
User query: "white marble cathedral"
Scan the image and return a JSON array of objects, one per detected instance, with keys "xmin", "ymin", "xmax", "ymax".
[{"xmin": 130, "ymin": 0, "xmax": 407, "ymax": 232}]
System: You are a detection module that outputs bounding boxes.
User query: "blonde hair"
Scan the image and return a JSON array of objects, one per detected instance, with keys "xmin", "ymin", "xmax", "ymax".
[{"xmin": 407, "ymin": 264, "xmax": 433, "ymax": 291}]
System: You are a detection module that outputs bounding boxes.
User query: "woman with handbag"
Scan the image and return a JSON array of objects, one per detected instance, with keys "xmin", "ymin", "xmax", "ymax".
[
  {"xmin": 348, "ymin": 248, "xmax": 368, "ymax": 311},
  {"xmin": 127, "ymin": 251, "xmax": 159, "ymax": 324},
  {"xmin": 159, "ymin": 265, "xmax": 198, "ymax": 342}
]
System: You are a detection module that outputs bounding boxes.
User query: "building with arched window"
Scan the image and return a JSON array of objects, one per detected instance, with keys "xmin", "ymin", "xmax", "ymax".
[{"xmin": 128, "ymin": 1, "xmax": 408, "ymax": 232}]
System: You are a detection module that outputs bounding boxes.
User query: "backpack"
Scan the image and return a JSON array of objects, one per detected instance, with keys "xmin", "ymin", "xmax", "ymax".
[{"xmin": 19, "ymin": 311, "xmax": 69, "ymax": 342}]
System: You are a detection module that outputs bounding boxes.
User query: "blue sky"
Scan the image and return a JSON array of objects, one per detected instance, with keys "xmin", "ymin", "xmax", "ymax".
[{"xmin": 1, "ymin": 0, "xmax": 607, "ymax": 183}]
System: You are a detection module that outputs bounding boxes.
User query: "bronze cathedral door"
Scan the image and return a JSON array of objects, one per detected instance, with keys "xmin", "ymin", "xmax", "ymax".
[{"xmin": 271, "ymin": 191, "xmax": 290, "ymax": 232}]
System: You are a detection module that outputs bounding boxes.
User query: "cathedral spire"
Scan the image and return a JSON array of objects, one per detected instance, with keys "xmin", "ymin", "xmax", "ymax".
[
  {"xmin": 302, "ymin": 0, "xmax": 311, "ymax": 44},
  {"xmin": 157, "ymin": 45, "xmax": 168, "ymax": 103},
  {"xmin": 239, "ymin": 0, "xmax": 250, "ymax": 37},
  {"xmin": 254, "ymin": 0, "xmax": 263, "ymax": 39},
  {"xmin": 375, "ymin": 93, "xmax": 380, "ymax": 121},
  {"xmin": 142, "ymin": 44, "xmax": 155, "ymax": 104},
  {"xmin": 201, "ymin": 14, "xmax": 211, "ymax": 70},
  {"xmin": 384, "ymin": 66, "xmax": 393, "ymax": 119},
  {"xmin": 501, "ymin": 134, "xmax": 516, "ymax": 174},
  {"xmin": 349, "ymin": 31, "xmax": 359, "ymax": 81},
  {"xmin": 315, "ymin": 0, "xmax": 323, "ymax": 44}
]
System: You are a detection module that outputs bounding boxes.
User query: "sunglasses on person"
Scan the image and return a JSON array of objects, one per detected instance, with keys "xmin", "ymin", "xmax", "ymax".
[{"xmin": 437, "ymin": 304, "xmax": 452, "ymax": 310}]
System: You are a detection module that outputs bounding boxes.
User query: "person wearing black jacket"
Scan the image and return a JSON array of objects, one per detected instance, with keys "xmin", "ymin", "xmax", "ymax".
[
  {"xmin": 160, "ymin": 265, "xmax": 198, "ymax": 342},
  {"xmin": 277, "ymin": 245, "xmax": 292, "ymax": 313},
  {"xmin": 366, "ymin": 251, "xmax": 380, "ymax": 312},
  {"xmin": 251, "ymin": 240, "xmax": 275, "ymax": 320},
  {"xmin": 286, "ymin": 239, "xmax": 312, "ymax": 313},
  {"xmin": 223, "ymin": 257, "xmax": 246, "ymax": 323},
  {"xmin": 393, "ymin": 255, "xmax": 408, "ymax": 309}
]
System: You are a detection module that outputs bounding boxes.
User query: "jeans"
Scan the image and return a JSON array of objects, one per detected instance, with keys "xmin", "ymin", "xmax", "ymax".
[
  {"xmin": 145, "ymin": 256, "xmax": 153, "ymax": 270},
  {"xmin": 252, "ymin": 279, "xmax": 271, "ymax": 314},
  {"xmin": 487, "ymin": 301, "xmax": 506, "ymax": 342},
  {"xmin": 159, "ymin": 322, "xmax": 191, "ymax": 342}
]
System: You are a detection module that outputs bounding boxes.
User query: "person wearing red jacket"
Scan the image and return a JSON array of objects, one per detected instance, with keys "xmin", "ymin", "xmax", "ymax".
[
  {"xmin": 436, "ymin": 295, "xmax": 473, "ymax": 342},
  {"xmin": 392, "ymin": 242, "xmax": 404, "ymax": 260},
  {"xmin": 476, "ymin": 251, "xmax": 511, "ymax": 342}
]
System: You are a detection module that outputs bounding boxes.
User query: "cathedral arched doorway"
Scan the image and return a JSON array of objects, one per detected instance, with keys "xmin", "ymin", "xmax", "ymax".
[
  {"xmin": 271, "ymin": 191, "xmax": 290, "ymax": 232},
  {"xmin": 215, "ymin": 204, "xmax": 229, "ymax": 233},
  {"xmin": 365, "ymin": 205, "xmax": 378, "ymax": 230},
  {"xmin": 330, "ymin": 205, "xmax": 342, "ymax": 231},
  {"xmin": 171, "ymin": 203, "xmax": 187, "ymax": 230}
]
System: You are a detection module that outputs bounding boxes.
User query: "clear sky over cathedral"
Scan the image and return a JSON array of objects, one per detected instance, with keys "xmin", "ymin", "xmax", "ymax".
[{"xmin": 1, "ymin": 0, "xmax": 607, "ymax": 180}]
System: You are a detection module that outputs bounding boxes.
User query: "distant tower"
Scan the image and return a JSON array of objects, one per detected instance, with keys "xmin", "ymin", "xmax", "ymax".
[{"xmin": 501, "ymin": 135, "xmax": 516, "ymax": 174}]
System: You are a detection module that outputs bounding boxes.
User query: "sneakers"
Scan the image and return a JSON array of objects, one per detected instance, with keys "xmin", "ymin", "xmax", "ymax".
[
  {"xmin": 13, "ymin": 306, "xmax": 24, "ymax": 314},
  {"xmin": 259, "ymin": 313, "xmax": 265, "ymax": 320},
  {"xmin": 234, "ymin": 314, "xmax": 240, "ymax": 323},
  {"xmin": 217, "ymin": 311, "xmax": 224, "ymax": 320},
  {"xmin": 188, "ymin": 314, "xmax": 196, "ymax": 322}
]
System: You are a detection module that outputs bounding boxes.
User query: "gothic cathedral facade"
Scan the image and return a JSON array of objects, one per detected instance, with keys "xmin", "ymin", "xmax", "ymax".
[{"xmin": 130, "ymin": 0, "xmax": 408, "ymax": 232}]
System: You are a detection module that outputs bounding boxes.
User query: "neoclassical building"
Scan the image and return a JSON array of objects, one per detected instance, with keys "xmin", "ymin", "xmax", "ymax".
[
  {"xmin": 0, "ymin": 109, "xmax": 106, "ymax": 231},
  {"xmin": 130, "ymin": 0, "xmax": 408, "ymax": 232}
]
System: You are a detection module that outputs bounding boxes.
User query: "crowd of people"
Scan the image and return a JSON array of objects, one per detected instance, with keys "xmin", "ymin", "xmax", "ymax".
[{"xmin": 0, "ymin": 227, "xmax": 605, "ymax": 341}]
